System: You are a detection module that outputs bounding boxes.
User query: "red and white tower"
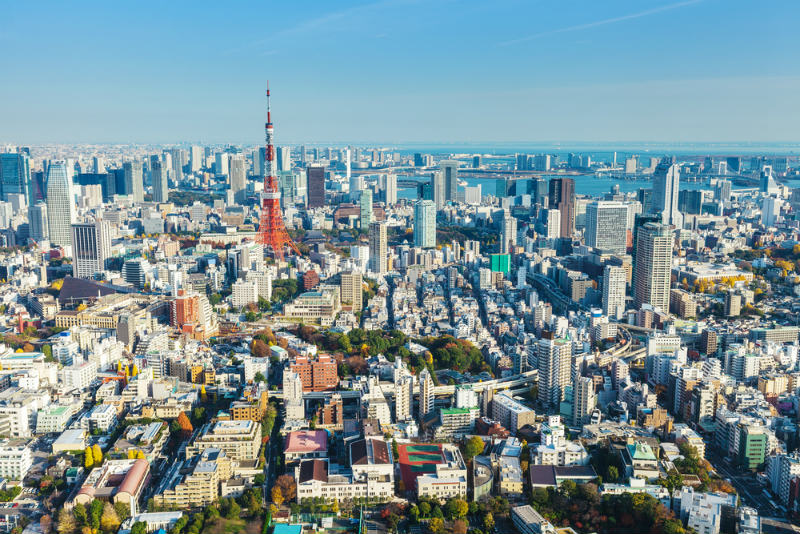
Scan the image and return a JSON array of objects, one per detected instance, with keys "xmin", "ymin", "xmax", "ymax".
[{"xmin": 257, "ymin": 84, "xmax": 300, "ymax": 260}]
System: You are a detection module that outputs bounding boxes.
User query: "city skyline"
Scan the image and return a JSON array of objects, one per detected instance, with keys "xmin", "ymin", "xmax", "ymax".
[{"xmin": 2, "ymin": 1, "xmax": 798, "ymax": 145}]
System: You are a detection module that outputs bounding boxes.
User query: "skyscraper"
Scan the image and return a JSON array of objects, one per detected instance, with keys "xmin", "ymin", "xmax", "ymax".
[
  {"xmin": 277, "ymin": 147, "xmax": 291, "ymax": 172},
  {"xmin": 307, "ymin": 165, "xmax": 325, "ymax": 208},
  {"xmin": 152, "ymin": 161, "xmax": 168, "ymax": 203},
  {"xmin": 215, "ymin": 152, "xmax": 229, "ymax": 176},
  {"xmin": 537, "ymin": 333, "xmax": 572, "ymax": 407},
  {"xmin": 585, "ymin": 201, "xmax": 628, "ymax": 254},
  {"xmin": 359, "ymin": 188, "xmax": 373, "ymax": 229},
  {"xmin": 548, "ymin": 177, "xmax": 575, "ymax": 238},
  {"xmin": 419, "ymin": 368, "xmax": 434, "ymax": 420},
  {"xmin": 440, "ymin": 160, "xmax": 458, "ymax": 203},
  {"xmin": 500, "ymin": 212, "xmax": 517, "ymax": 254},
  {"xmin": 633, "ymin": 222, "xmax": 673, "ymax": 311},
  {"xmin": 651, "ymin": 157, "xmax": 682, "ymax": 227},
  {"xmin": 190, "ymin": 145, "xmax": 203, "ymax": 172},
  {"xmin": 71, "ymin": 220, "xmax": 111, "ymax": 278},
  {"xmin": 123, "ymin": 161, "xmax": 144, "ymax": 203},
  {"xmin": 229, "ymin": 154, "xmax": 246, "ymax": 204},
  {"xmin": 0, "ymin": 153, "xmax": 30, "ymax": 203},
  {"xmin": 602, "ymin": 265, "xmax": 627, "ymax": 319},
  {"xmin": 431, "ymin": 171, "xmax": 445, "ymax": 210},
  {"xmin": 28, "ymin": 202, "xmax": 48, "ymax": 242},
  {"xmin": 381, "ymin": 173, "xmax": 397, "ymax": 206},
  {"xmin": 45, "ymin": 161, "xmax": 76, "ymax": 248},
  {"xmin": 414, "ymin": 199, "xmax": 436, "ymax": 249},
  {"xmin": 368, "ymin": 221, "xmax": 387, "ymax": 275},
  {"xmin": 169, "ymin": 148, "xmax": 184, "ymax": 182}
]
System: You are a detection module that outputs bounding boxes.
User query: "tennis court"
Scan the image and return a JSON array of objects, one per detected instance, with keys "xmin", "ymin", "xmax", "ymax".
[{"xmin": 405, "ymin": 444, "xmax": 440, "ymax": 453}]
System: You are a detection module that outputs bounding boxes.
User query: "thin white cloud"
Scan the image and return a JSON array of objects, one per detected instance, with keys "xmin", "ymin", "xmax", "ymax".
[
  {"xmin": 498, "ymin": 0, "xmax": 705, "ymax": 46},
  {"xmin": 223, "ymin": 0, "xmax": 418, "ymax": 55}
]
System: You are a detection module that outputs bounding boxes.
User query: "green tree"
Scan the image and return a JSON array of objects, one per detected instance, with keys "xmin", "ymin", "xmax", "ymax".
[
  {"xmin": 463, "ymin": 435, "xmax": 485, "ymax": 461},
  {"xmin": 445, "ymin": 498, "xmax": 468, "ymax": 519},
  {"xmin": 408, "ymin": 505, "xmax": 419, "ymax": 523},
  {"xmin": 72, "ymin": 504, "xmax": 87, "ymax": 526},
  {"xmin": 131, "ymin": 522, "xmax": 147, "ymax": 534},
  {"xmin": 418, "ymin": 502, "xmax": 431, "ymax": 517},
  {"xmin": 607, "ymin": 465, "xmax": 619, "ymax": 482}
]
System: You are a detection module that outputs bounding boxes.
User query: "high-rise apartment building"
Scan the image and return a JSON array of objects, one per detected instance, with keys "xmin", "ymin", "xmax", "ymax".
[
  {"xmin": 368, "ymin": 222, "xmax": 387, "ymax": 275},
  {"xmin": 537, "ymin": 333, "xmax": 572, "ymax": 407},
  {"xmin": 229, "ymin": 154, "xmax": 246, "ymax": 204},
  {"xmin": 414, "ymin": 200, "xmax": 436, "ymax": 249},
  {"xmin": 359, "ymin": 189, "xmax": 373, "ymax": 229},
  {"xmin": 500, "ymin": 212, "xmax": 517, "ymax": 254},
  {"xmin": 340, "ymin": 271, "xmax": 363, "ymax": 311},
  {"xmin": 307, "ymin": 165, "xmax": 325, "ymax": 208},
  {"xmin": 602, "ymin": 265, "xmax": 627, "ymax": 319},
  {"xmin": 419, "ymin": 368, "xmax": 434, "ymax": 420},
  {"xmin": 572, "ymin": 376, "xmax": 596, "ymax": 427},
  {"xmin": 123, "ymin": 161, "xmax": 144, "ymax": 202},
  {"xmin": 381, "ymin": 173, "xmax": 397, "ymax": 205},
  {"xmin": 585, "ymin": 201, "xmax": 628, "ymax": 254},
  {"xmin": 395, "ymin": 375, "xmax": 413, "ymax": 422},
  {"xmin": 169, "ymin": 148, "xmax": 184, "ymax": 182},
  {"xmin": 45, "ymin": 161, "xmax": 76, "ymax": 248},
  {"xmin": 651, "ymin": 157, "xmax": 682, "ymax": 227},
  {"xmin": 71, "ymin": 220, "xmax": 111, "ymax": 278},
  {"xmin": 633, "ymin": 222, "xmax": 673, "ymax": 311},
  {"xmin": 152, "ymin": 161, "xmax": 168, "ymax": 203},
  {"xmin": 548, "ymin": 178, "xmax": 575, "ymax": 238}
]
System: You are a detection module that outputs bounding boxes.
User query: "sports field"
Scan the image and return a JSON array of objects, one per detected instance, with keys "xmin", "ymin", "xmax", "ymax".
[{"xmin": 397, "ymin": 443, "xmax": 446, "ymax": 492}]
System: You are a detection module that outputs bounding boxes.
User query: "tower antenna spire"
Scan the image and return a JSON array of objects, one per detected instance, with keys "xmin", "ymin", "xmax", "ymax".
[{"xmin": 257, "ymin": 83, "xmax": 300, "ymax": 260}]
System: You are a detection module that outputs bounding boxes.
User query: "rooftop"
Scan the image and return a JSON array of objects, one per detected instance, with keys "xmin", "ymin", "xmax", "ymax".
[{"xmin": 284, "ymin": 430, "xmax": 328, "ymax": 454}]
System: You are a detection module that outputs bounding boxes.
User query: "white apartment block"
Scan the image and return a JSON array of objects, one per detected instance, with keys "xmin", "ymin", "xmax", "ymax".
[
  {"xmin": 0, "ymin": 440, "xmax": 33, "ymax": 480},
  {"xmin": 59, "ymin": 361, "xmax": 97, "ymax": 390},
  {"xmin": 231, "ymin": 279, "xmax": 259, "ymax": 309}
]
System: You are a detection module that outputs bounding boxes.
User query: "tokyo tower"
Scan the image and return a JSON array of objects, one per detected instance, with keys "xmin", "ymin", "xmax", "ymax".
[{"xmin": 257, "ymin": 84, "xmax": 300, "ymax": 260}]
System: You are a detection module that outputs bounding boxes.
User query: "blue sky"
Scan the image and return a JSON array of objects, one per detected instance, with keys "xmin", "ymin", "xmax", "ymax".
[{"xmin": 1, "ymin": 0, "xmax": 798, "ymax": 145}]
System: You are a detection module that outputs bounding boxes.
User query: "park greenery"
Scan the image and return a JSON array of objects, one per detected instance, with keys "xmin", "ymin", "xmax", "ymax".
[{"xmin": 530, "ymin": 481, "xmax": 689, "ymax": 534}]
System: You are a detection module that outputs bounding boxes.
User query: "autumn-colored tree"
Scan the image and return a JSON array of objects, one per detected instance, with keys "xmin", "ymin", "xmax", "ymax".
[
  {"xmin": 271, "ymin": 486, "xmax": 284, "ymax": 506},
  {"xmin": 22, "ymin": 343, "xmax": 34, "ymax": 352},
  {"xmin": 57, "ymin": 508, "xmax": 75, "ymax": 534},
  {"xmin": 274, "ymin": 474, "xmax": 297, "ymax": 502},
  {"xmin": 177, "ymin": 412, "xmax": 193, "ymax": 437},
  {"xmin": 100, "ymin": 502, "xmax": 121, "ymax": 532},
  {"xmin": 84, "ymin": 447, "xmax": 94, "ymax": 469},
  {"xmin": 346, "ymin": 355, "xmax": 368, "ymax": 375},
  {"xmin": 252, "ymin": 339, "xmax": 269, "ymax": 358},
  {"xmin": 452, "ymin": 519, "xmax": 468, "ymax": 534},
  {"xmin": 131, "ymin": 364, "xmax": 139, "ymax": 377},
  {"xmin": 428, "ymin": 517, "xmax": 444, "ymax": 534},
  {"xmin": 92, "ymin": 444, "xmax": 103, "ymax": 465}
]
